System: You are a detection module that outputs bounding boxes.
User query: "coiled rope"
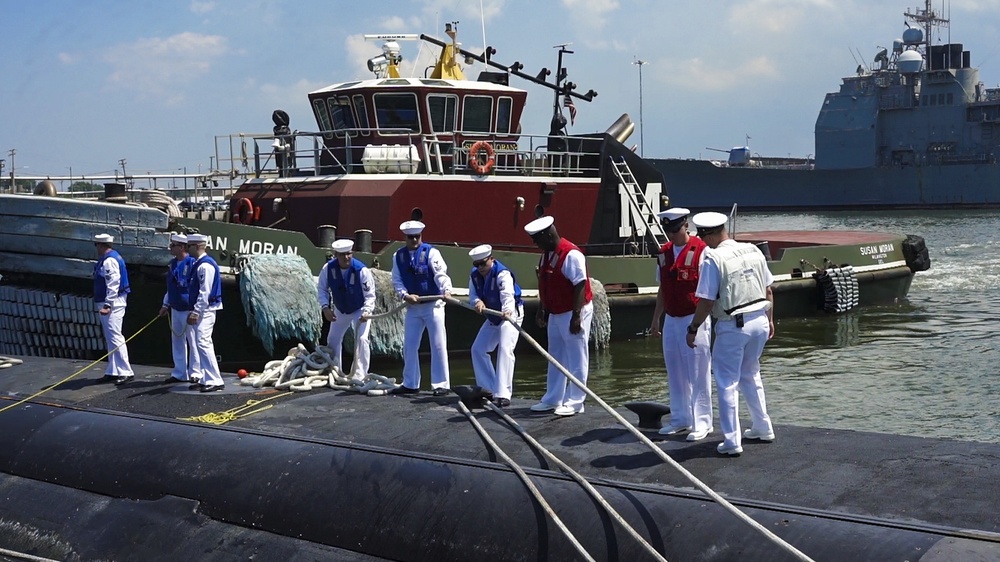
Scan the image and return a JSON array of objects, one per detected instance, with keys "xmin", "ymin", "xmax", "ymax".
[
  {"xmin": 443, "ymin": 296, "xmax": 816, "ymax": 562},
  {"xmin": 239, "ymin": 343, "xmax": 400, "ymax": 396},
  {"xmin": 178, "ymin": 391, "xmax": 293, "ymax": 425},
  {"xmin": 0, "ymin": 314, "xmax": 162, "ymax": 415},
  {"xmin": 0, "ymin": 356, "xmax": 24, "ymax": 369}
]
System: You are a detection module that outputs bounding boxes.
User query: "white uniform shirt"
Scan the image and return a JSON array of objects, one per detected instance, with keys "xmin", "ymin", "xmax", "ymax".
[
  {"xmin": 317, "ymin": 262, "xmax": 377, "ymax": 316},
  {"xmin": 695, "ymin": 239, "xmax": 773, "ymax": 308},
  {"xmin": 192, "ymin": 259, "xmax": 223, "ymax": 316},
  {"xmin": 392, "ymin": 246, "xmax": 453, "ymax": 303},
  {"xmin": 560, "ymin": 249, "xmax": 588, "ymax": 286},
  {"xmin": 98, "ymin": 255, "xmax": 128, "ymax": 309}
]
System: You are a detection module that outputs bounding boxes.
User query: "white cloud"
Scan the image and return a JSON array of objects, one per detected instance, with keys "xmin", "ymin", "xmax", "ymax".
[
  {"xmin": 190, "ymin": 1, "xmax": 215, "ymax": 15},
  {"xmin": 562, "ymin": 0, "xmax": 620, "ymax": 32},
  {"xmin": 659, "ymin": 55, "xmax": 779, "ymax": 92},
  {"xmin": 102, "ymin": 32, "xmax": 230, "ymax": 102},
  {"xmin": 57, "ymin": 52, "xmax": 78, "ymax": 64}
]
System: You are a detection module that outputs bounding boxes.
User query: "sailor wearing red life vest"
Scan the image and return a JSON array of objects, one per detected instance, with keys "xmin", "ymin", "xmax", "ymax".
[
  {"xmin": 391, "ymin": 220, "xmax": 453, "ymax": 395},
  {"xmin": 158, "ymin": 233, "xmax": 198, "ymax": 384},
  {"xmin": 525, "ymin": 216, "xmax": 594, "ymax": 417},
  {"xmin": 185, "ymin": 233, "xmax": 225, "ymax": 392},
  {"xmin": 93, "ymin": 233, "xmax": 135, "ymax": 385},
  {"xmin": 648, "ymin": 208, "xmax": 714, "ymax": 441},
  {"xmin": 686, "ymin": 211, "xmax": 776, "ymax": 456},
  {"xmin": 318, "ymin": 238, "xmax": 376, "ymax": 381}
]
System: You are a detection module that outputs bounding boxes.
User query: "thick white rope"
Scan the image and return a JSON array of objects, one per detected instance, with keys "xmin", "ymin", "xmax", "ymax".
[
  {"xmin": 0, "ymin": 356, "xmax": 24, "ymax": 369},
  {"xmin": 0, "ymin": 547, "xmax": 61, "ymax": 562},
  {"xmin": 444, "ymin": 297, "xmax": 815, "ymax": 562},
  {"xmin": 239, "ymin": 343, "xmax": 399, "ymax": 395}
]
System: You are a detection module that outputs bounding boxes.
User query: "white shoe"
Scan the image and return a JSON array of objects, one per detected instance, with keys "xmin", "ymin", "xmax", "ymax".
[
  {"xmin": 553, "ymin": 405, "xmax": 582, "ymax": 416},
  {"xmin": 743, "ymin": 427, "xmax": 775, "ymax": 442},
  {"xmin": 717, "ymin": 442, "xmax": 743, "ymax": 456},
  {"xmin": 658, "ymin": 423, "xmax": 690, "ymax": 436},
  {"xmin": 529, "ymin": 402, "xmax": 556, "ymax": 412},
  {"xmin": 686, "ymin": 427, "xmax": 713, "ymax": 441}
]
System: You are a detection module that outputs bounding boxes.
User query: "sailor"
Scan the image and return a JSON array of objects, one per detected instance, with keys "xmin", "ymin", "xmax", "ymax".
[
  {"xmin": 185, "ymin": 234, "xmax": 225, "ymax": 392},
  {"xmin": 158, "ymin": 233, "xmax": 198, "ymax": 383},
  {"xmin": 468, "ymin": 244, "xmax": 524, "ymax": 408},
  {"xmin": 648, "ymin": 208, "xmax": 714, "ymax": 441},
  {"xmin": 317, "ymin": 238, "xmax": 376, "ymax": 381},
  {"xmin": 686, "ymin": 212, "xmax": 776, "ymax": 456},
  {"xmin": 525, "ymin": 216, "xmax": 594, "ymax": 416},
  {"xmin": 93, "ymin": 233, "xmax": 135, "ymax": 385},
  {"xmin": 390, "ymin": 220, "xmax": 453, "ymax": 395}
]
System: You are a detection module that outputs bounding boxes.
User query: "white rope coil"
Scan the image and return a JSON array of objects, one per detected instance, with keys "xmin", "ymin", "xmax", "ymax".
[
  {"xmin": 239, "ymin": 343, "xmax": 399, "ymax": 395},
  {"xmin": 0, "ymin": 356, "xmax": 24, "ymax": 369}
]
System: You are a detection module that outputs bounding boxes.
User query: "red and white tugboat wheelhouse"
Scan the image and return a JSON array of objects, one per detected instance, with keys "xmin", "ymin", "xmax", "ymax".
[{"xmin": 225, "ymin": 22, "xmax": 666, "ymax": 257}]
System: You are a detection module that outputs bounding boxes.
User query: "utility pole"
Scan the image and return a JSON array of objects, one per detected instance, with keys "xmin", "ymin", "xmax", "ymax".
[
  {"xmin": 0, "ymin": 159, "xmax": 5, "ymax": 193},
  {"xmin": 8, "ymin": 149, "xmax": 15, "ymax": 193},
  {"xmin": 632, "ymin": 59, "xmax": 647, "ymax": 157}
]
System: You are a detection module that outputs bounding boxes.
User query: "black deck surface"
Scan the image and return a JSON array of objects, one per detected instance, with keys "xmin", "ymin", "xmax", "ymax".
[{"xmin": 1, "ymin": 355, "xmax": 999, "ymax": 560}]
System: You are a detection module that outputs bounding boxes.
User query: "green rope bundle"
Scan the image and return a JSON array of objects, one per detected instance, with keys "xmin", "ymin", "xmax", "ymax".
[
  {"xmin": 589, "ymin": 278, "xmax": 611, "ymax": 350},
  {"xmin": 239, "ymin": 254, "xmax": 321, "ymax": 356}
]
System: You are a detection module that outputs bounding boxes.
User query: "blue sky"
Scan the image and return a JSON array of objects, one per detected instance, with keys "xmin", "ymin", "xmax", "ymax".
[{"xmin": 4, "ymin": 0, "xmax": 1000, "ymax": 181}]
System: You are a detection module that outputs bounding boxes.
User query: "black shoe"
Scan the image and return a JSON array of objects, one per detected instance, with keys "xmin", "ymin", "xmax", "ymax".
[
  {"xmin": 188, "ymin": 383, "xmax": 204, "ymax": 391},
  {"xmin": 101, "ymin": 375, "xmax": 117, "ymax": 383},
  {"xmin": 432, "ymin": 387, "xmax": 451, "ymax": 397},
  {"xmin": 200, "ymin": 384, "xmax": 224, "ymax": 393},
  {"xmin": 163, "ymin": 375, "xmax": 185, "ymax": 384},
  {"xmin": 113, "ymin": 376, "xmax": 134, "ymax": 386},
  {"xmin": 390, "ymin": 386, "xmax": 419, "ymax": 395},
  {"xmin": 494, "ymin": 398, "xmax": 511, "ymax": 408}
]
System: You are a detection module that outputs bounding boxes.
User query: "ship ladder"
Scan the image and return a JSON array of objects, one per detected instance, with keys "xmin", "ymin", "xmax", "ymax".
[{"xmin": 610, "ymin": 157, "xmax": 667, "ymax": 249}]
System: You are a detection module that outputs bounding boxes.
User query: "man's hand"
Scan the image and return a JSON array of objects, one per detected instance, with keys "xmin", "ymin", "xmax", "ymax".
[
  {"xmin": 648, "ymin": 321, "xmax": 661, "ymax": 338},
  {"xmin": 404, "ymin": 294, "xmax": 420, "ymax": 304},
  {"xmin": 187, "ymin": 312, "xmax": 199, "ymax": 325},
  {"xmin": 322, "ymin": 308, "xmax": 335, "ymax": 323},
  {"xmin": 685, "ymin": 331, "xmax": 697, "ymax": 349},
  {"xmin": 100, "ymin": 305, "xmax": 111, "ymax": 316},
  {"xmin": 535, "ymin": 308, "xmax": 547, "ymax": 328},
  {"xmin": 569, "ymin": 311, "xmax": 582, "ymax": 334},
  {"xmin": 474, "ymin": 300, "xmax": 485, "ymax": 314},
  {"xmin": 158, "ymin": 305, "xmax": 169, "ymax": 318}
]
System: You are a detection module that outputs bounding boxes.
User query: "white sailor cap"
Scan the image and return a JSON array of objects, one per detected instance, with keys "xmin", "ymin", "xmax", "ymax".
[
  {"xmin": 93, "ymin": 233, "xmax": 114, "ymax": 244},
  {"xmin": 524, "ymin": 216, "xmax": 555, "ymax": 236},
  {"xmin": 655, "ymin": 207, "xmax": 690, "ymax": 230},
  {"xmin": 469, "ymin": 244, "xmax": 492, "ymax": 262},
  {"xmin": 691, "ymin": 211, "xmax": 728, "ymax": 234},
  {"xmin": 186, "ymin": 233, "xmax": 208, "ymax": 244},
  {"xmin": 332, "ymin": 239, "xmax": 354, "ymax": 254},
  {"xmin": 400, "ymin": 220, "xmax": 425, "ymax": 236},
  {"xmin": 170, "ymin": 233, "xmax": 188, "ymax": 244}
]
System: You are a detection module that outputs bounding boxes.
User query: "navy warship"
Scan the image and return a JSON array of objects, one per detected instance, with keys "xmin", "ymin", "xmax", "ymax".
[{"xmin": 651, "ymin": 0, "xmax": 1000, "ymax": 210}]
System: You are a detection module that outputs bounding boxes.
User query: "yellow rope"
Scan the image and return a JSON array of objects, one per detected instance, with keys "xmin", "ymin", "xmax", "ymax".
[
  {"xmin": 0, "ymin": 314, "xmax": 163, "ymax": 415},
  {"xmin": 178, "ymin": 392, "xmax": 293, "ymax": 425}
]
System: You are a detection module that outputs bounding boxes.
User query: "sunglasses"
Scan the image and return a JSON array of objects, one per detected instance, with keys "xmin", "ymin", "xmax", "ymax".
[
  {"xmin": 406, "ymin": 234, "xmax": 420, "ymax": 240},
  {"xmin": 472, "ymin": 259, "xmax": 490, "ymax": 267},
  {"xmin": 666, "ymin": 224, "xmax": 685, "ymax": 234},
  {"xmin": 336, "ymin": 251, "xmax": 354, "ymax": 256}
]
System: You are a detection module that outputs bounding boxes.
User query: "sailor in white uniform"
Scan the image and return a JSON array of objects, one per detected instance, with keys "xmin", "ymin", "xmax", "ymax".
[
  {"xmin": 93, "ymin": 233, "xmax": 135, "ymax": 384},
  {"xmin": 391, "ymin": 220, "xmax": 453, "ymax": 395},
  {"xmin": 185, "ymin": 234, "xmax": 225, "ymax": 392},
  {"xmin": 468, "ymin": 244, "xmax": 523, "ymax": 407},
  {"xmin": 317, "ymin": 238, "xmax": 376, "ymax": 381},
  {"xmin": 685, "ymin": 212, "xmax": 776, "ymax": 456},
  {"xmin": 159, "ymin": 233, "xmax": 198, "ymax": 383}
]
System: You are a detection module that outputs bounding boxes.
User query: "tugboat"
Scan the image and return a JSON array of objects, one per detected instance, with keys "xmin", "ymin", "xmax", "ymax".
[
  {"xmin": 650, "ymin": 0, "xmax": 1000, "ymax": 210},
  {"xmin": 0, "ymin": 23, "xmax": 930, "ymax": 365}
]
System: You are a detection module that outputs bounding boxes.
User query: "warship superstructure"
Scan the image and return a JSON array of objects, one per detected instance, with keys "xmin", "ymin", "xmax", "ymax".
[{"xmin": 652, "ymin": 0, "xmax": 1000, "ymax": 210}]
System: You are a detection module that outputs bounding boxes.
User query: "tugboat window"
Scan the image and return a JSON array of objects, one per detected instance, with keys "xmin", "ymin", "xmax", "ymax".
[
  {"xmin": 313, "ymin": 99, "xmax": 334, "ymax": 139},
  {"xmin": 463, "ymin": 96, "xmax": 494, "ymax": 133},
  {"xmin": 327, "ymin": 96, "xmax": 357, "ymax": 135},
  {"xmin": 353, "ymin": 95, "xmax": 370, "ymax": 136},
  {"xmin": 428, "ymin": 94, "xmax": 459, "ymax": 133},
  {"xmin": 374, "ymin": 93, "xmax": 420, "ymax": 133},
  {"xmin": 497, "ymin": 97, "xmax": 513, "ymax": 135}
]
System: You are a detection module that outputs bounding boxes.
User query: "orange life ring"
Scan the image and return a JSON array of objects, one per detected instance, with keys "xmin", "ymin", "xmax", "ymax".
[
  {"xmin": 233, "ymin": 198, "xmax": 255, "ymax": 225},
  {"xmin": 469, "ymin": 141, "xmax": 495, "ymax": 175}
]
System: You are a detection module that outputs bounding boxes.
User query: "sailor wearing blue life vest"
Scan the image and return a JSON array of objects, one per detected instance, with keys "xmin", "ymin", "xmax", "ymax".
[
  {"xmin": 93, "ymin": 233, "xmax": 135, "ymax": 385},
  {"xmin": 158, "ymin": 233, "xmax": 199, "ymax": 384},
  {"xmin": 317, "ymin": 238, "xmax": 376, "ymax": 381},
  {"xmin": 468, "ymin": 244, "xmax": 523, "ymax": 408},
  {"xmin": 185, "ymin": 234, "xmax": 225, "ymax": 392},
  {"xmin": 686, "ymin": 212, "xmax": 776, "ymax": 456},
  {"xmin": 391, "ymin": 220, "xmax": 453, "ymax": 395}
]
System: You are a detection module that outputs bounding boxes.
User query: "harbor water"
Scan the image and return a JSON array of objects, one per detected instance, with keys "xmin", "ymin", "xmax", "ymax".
[{"xmin": 381, "ymin": 210, "xmax": 1000, "ymax": 444}]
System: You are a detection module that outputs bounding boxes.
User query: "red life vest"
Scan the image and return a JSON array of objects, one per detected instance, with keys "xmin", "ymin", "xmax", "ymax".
[
  {"xmin": 658, "ymin": 236, "xmax": 707, "ymax": 317},
  {"xmin": 538, "ymin": 238, "xmax": 593, "ymax": 314}
]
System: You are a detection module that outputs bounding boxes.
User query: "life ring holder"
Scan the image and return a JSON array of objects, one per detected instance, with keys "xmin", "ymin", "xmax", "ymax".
[
  {"xmin": 233, "ymin": 198, "xmax": 255, "ymax": 225},
  {"xmin": 469, "ymin": 141, "xmax": 496, "ymax": 175}
]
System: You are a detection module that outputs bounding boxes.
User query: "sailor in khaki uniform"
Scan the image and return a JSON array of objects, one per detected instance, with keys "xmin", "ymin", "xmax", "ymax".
[{"xmin": 685, "ymin": 212, "xmax": 776, "ymax": 456}]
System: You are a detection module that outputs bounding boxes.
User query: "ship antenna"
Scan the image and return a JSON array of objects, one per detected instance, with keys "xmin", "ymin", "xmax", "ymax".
[{"xmin": 480, "ymin": 0, "xmax": 487, "ymax": 73}]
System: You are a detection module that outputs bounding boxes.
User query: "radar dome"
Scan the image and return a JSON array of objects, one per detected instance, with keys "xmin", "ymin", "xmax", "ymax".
[
  {"xmin": 898, "ymin": 50, "xmax": 923, "ymax": 74},
  {"xmin": 903, "ymin": 27, "xmax": 923, "ymax": 45}
]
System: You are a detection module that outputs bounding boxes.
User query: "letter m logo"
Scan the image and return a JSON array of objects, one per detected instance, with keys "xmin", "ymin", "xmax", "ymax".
[{"xmin": 618, "ymin": 182, "xmax": 662, "ymax": 237}]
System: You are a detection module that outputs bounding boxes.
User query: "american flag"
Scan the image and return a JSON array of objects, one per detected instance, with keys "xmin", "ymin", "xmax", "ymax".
[{"xmin": 563, "ymin": 94, "xmax": 577, "ymax": 126}]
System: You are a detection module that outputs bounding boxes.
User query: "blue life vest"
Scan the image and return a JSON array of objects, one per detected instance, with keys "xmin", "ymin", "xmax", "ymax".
[
  {"xmin": 470, "ymin": 259, "xmax": 523, "ymax": 325},
  {"xmin": 167, "ymin": 256, "xmax": 195, "ymax": 310},
  {"xmin": 326, "ymin": 257, "xmax": 366, "ymax": 314},
  {"xmin": 395, "ymin": 243, "xmax": 439, "ymax": 297},
  {"xmin": 93, "ymin": 250, "xmax": 131, "ymax": 302},
  {"xmin": 187, "ymin": 254, "xmax": 222, "ymax": 308}
]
